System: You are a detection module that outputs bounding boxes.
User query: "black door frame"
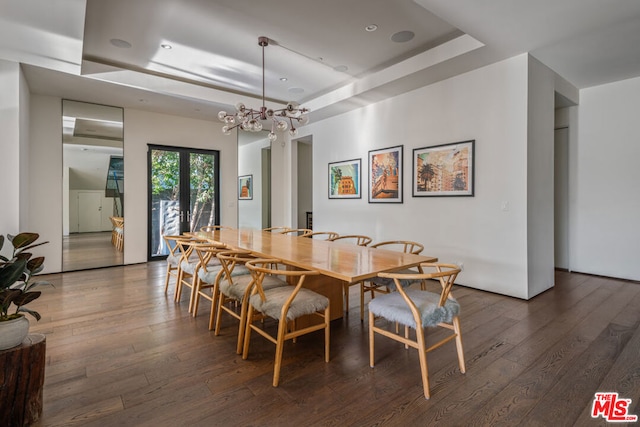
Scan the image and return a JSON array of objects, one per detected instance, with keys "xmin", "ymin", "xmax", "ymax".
[{"xmin": 147, "ymin": 144, "xmax": 220, "ymax": 261}]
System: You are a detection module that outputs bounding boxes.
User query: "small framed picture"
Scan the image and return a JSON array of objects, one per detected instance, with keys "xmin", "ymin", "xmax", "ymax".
[
  {"xmin": 238, "ymin": 174, "xmax": 253, "ymax": 200},
  {"xmin": 368, "ymin": 145, "xmax": 403, "ymax": 203},
  {"xmin": 412, "ymin": 140, "xmax": 474, "ymax": 197},
  {"xmin": 328, "ymin": 158, "xmax": 361, "ymax": 199}
]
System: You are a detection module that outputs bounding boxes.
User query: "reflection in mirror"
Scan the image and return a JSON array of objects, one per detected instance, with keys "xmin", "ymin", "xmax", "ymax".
[
  {"xmin": 62, "ymin": 100, "xmax": 124, "ymax": 271},
  {"xmin": 237, "ymin": 131, "xmax": 271, "ymax": 229}
]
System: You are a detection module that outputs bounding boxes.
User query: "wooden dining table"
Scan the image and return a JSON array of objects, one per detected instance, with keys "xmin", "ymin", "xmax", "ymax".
[{"xmin": 194, "ymin": 228, "xmax": 437, "ymax": 321}]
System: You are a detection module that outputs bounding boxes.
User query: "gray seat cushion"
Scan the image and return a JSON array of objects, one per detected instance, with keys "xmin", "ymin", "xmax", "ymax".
[
  {"xmin": 368, "ymin": 289, "xmax": 459, "ymax": 328},
  {"xmin": 167, "ymin": 254, "xmax": 180, "ymax": 267},
  {"xmin": 369, "ymin": 268, "xmax": 421, "ymax": 290},
  {"xmin": 220, "ymin": 274, "xmax": 286, "ymax": 300},
  {"xmin": 250, "ymin": 286, "xmax": 329, "ymax": 321},
  {"xmin": 198, "ymin": 265, "xmax": 249, "ymax": 285}
]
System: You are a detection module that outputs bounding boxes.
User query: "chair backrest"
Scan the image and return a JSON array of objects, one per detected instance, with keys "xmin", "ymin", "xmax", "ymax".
[
  {"xmin": 370, "ymin": 240, "xmax": 424, "ymax": 255},
  {"xmin": 193, "ymin": 242, "xmax": 229, "ymax": 272},
  {"xmin": 329, "ymin": 234, "xmax": 372, "ymax": 246},
  {"xmin": 378, "ymin": 263, "xmax": 460, "ymax": 307},
  {"xmin": 245, "ymin": 259, "xmax": 319, "ymax": 303},
  {"xmin": 162, "ymin": 235, "xmax": 189, "ymax": 258},
  {"xmin": 175, "ymin": 237, "xmax": 208, "ymax": 263},
  {"xmin": 216, "ymin": 249, "xmax": 256, "ymax": 284},
  {"xmin": 303, "ymin": 231, "xmax": 339, "ymax": 240},
  {"xmin": 279, "ymin": 228, "xmax": 313, "ymax": 237},
  {"xmin": 200, "ymin": 225, "xmax": 231, "ymax": 232},
  {"xmin": 263, "ymin": 226, "xmax": 290, "ymax": 233}
]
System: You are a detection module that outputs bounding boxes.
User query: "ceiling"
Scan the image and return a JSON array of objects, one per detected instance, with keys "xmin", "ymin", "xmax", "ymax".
[{"xmin": 3, "ymin": 0, "xmax": 640, "ymax": 122}]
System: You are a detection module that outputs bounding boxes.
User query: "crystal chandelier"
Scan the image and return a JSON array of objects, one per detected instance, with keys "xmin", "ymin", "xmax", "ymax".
[{"xmin": 218, "ymin": 36, "xmax": 310, "ymax": 142}]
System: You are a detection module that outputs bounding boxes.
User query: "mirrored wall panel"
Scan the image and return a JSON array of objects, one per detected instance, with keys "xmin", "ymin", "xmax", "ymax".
[{"xmin": 62, "ymin": 100, "xmax": 124, "ymax": 271}]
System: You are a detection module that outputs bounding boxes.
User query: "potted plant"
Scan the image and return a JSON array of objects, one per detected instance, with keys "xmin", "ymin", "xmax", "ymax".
[{"xmin": 0, "ymin": 232, "xmax": 50, "ymax": 350}]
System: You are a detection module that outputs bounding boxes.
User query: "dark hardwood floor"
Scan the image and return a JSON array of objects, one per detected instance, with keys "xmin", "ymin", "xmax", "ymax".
[{"xmin": 28, "ymin": 262, "xmax": 639, "ymax": 426}]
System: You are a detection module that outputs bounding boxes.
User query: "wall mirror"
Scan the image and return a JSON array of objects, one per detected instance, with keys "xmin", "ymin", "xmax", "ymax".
[
  {"xmin": 237, "ymin": 131, "xmax": 271, "ymax": 229},
  {"xmin": 62, "ymin": 100, "xmax": 124, "ymax": 271}
]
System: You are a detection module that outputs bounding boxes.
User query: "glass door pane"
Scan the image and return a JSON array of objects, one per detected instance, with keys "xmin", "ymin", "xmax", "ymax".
[
  {"xmin": 189, "ymin": 152, "xmax": 218, "ymax": 232},
  {"xmin": 149, "ymin": 148, "xmax": 181, "ymax": 258}
]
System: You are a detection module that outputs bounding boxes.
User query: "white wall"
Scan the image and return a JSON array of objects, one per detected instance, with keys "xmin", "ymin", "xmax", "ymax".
[
  {"xmin": 124, "ymin": 109, "xmax": 237, "ymax": 265},
  {"xmin": 573, "ymin": 76, "xmax": 640, "ymax": 280},
  {"xmin": 297, "ymin": 141, "xmax": 313, "ymax": 229},
  {"xmin": 526, "ymin": 57, "xmax": 556, "ymax": 298},
  {"xmin": 304, "ymin": 54, "xmax": 533, "ymax": 298},
  {"xmin": 238, "ymin": 138, "xmax": 270, "ymax": 229},
  {"xmin": 0, "ymin": 60, "xmax": 20, "ymax": 236}
]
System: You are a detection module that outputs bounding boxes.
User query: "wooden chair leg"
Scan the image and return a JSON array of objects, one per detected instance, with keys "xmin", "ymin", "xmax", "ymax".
[
  {"xmin": 174, "ymin": 270, "xmax": 184, "ymax": 303},
  {"xmin": 415, "ymin": 326, "xmax": 431, "ymax": 399},
  {"xmin": 453, "ymin": 316, "xmax": 466, "ymax": 374},
  {"xmin": 214, "ymin": 293, "xmax": 225, "ymax": 335},
  {"xmin": 273, "ymin": 319, "xmax": 287, "ymax": 387},
  {"xmin": 242, "ymin": 306, "xmax": 254, "ymax": 360},
  {"xmin": 369, "ymin": 310, "xmax": 375, "ymax": 367},
  {"xmin": 324, "ymin": 306, "xmax": 331, "ymax": 363},
  {"xmin": 360, "ymin": 282, "xmax": 366, "ymax": 321},
  {"xmin": 188, "ymin": 276, "xmax": 199, "ymax": 313},
  {"xmin": 236, "ymin": 296, "xmax": 250, "ymax": 354},
  {"xmin": 164, "ymin": 266, "xmax": 172, "ymax": 294}
]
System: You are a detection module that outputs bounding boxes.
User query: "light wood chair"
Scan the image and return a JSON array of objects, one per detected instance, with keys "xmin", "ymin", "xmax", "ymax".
[
  {"xmin": 369, "ymin": 263, "xmax": 464, "ymax": 399},
  {"xmin": 279, "ymin": 228, "xmax": 313, "ymax": 236},
  {"xmin": 360, "ymin": 240, "xmax": 425, "ymax": 320},
  {"xmin": 263, "ymin": 226, "xmax": 290, "ymax": 233},
  {"xmin": 303, "ymin": 231, "xmax": 339, "ymax": 240},
  {"xmin": 112, "ymin": 217, "xmax": 124, "ymax": 252},
  {"xmin": 191, "ymin": 241, "xmax": 232, "ymax": 317},
  {"xmin": 243, "ymin": 259, "xmax": 330, "ymax": 387},
  {"xmin": 174, "ymin": 238, "xmax": 211, "ymax": 308},
  {"xmin": 162, "ymin": 235, "xmax": 190, "ymax": 295},
  {"xmin": 200, "ymin": 225, "xmax": 231, "ymax": 232},
  {"xmin": 328, "ymin": 234, "xmax": 372, "ymax": 312},
  {"xmin": 213, "ymin": 251, "xmax": 288, "ymax": 352}
]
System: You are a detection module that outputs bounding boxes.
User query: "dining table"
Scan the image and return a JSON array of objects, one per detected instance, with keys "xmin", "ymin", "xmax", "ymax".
[{"xmin": 194, "ymin": 228, "xmax": 438, "ymax": 321}]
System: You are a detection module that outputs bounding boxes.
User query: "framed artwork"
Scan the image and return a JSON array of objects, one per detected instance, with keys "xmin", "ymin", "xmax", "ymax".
[
  {"xmin": 412, "ymin": 140, "xmax": 475, "ymax": 197},
  {"xmin": 368, "ymin": 145, "xmax": 403, "ymax": 203},
  {"xmin": 328, "ymin": 158, "xmax": 361, "ymax": 199},
  {"xmin": 238, "ymin": 174, "xmax": 253, "ymax": 200}
]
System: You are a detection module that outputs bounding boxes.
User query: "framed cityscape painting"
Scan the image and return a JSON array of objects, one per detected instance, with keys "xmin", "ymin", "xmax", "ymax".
[
  {"xmin": 412, "ymin": 140, "xmax": 474, "ymax": 197},
  {"xmin": 328, "ymin": 158, "xmax": 361, "ymax": 199},
  {"xmin": 368, "ymin": 145, "xmax": 403, "ymax": 203},
  {"xmin": 238, "ymin": 174, "xmax": 253, "ymax": 200}
]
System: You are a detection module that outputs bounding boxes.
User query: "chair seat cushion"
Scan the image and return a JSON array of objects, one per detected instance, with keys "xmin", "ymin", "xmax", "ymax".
[
  {"xmin": 369, "ymin": 268, "xmax": 421, "ymax": 290},
  {"xmin": 250, "ymin": 286, "xmax": 329, "ymax": 321},
  {"xmin": 220, "ymin": 274, "xmax": 286, "ymax": 300},
  {"xmin": 198, "ymin": 264, "xmax": 250, "ymax": 285},
  {"xmin": 368, "ymin": 289, "xmax": 460, "ymax": 328},
  {"xmin": 180, "ymin": 258, "xmax": 221, "ymax": 276},
  {"xmin": 167, "ymin": 254, "xmax": 180, "ymax": 267}
]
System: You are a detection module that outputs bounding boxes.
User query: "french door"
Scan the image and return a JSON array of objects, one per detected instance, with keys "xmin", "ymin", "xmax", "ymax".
[{"xmin": 148, "ymin": 145, "xmax": 220, "ymax": 260}]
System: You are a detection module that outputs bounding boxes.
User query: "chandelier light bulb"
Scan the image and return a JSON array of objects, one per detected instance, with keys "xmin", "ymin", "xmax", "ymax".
[
  {"xmin": 222, "ymin": 125, "xmax": 231, "ymax": 135},
  {"xmin": 268, "ymin": 132, "xmax": 277, "ymax": 142},
  {"xmin": 298, "ymin": 115, "xmax": 309, "ymax": 125},
  {"xmin": 276, "ymin": 120, "xmax": 288, "ymax": 131},
  {"xmin": 289, "ymin": 128, "xmax": 298, "ymax": 137},
  {"xmin": 218, "ymin": 111, "xmax": 227, "ymax": 121}
]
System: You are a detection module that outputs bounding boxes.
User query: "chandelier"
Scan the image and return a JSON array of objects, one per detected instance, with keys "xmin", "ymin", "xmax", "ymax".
[{"xmin": 218, "ymin": 36, "xmax": 310, "ymax": 142}]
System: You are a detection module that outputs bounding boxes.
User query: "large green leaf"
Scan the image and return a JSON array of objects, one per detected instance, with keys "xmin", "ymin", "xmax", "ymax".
[{"xmin": 0, "ymin": 258, "xmax": 27, "ymax": 289}]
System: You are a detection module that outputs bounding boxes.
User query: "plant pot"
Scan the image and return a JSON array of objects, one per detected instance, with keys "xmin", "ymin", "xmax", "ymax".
[{"xmin": 0, "ymin": 316, "xmax": 30, "ymax": 350}]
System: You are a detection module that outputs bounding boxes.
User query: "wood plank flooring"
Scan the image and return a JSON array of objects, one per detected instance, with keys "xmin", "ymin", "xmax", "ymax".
[{"xmin": 25, "ymin": 263, "xmax": 640, "ymax": 426}]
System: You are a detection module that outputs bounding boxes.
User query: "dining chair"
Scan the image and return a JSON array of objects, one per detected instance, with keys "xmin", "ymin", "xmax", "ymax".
[
  {"xmin": 174, "ymin": 238, "xmax": 213, "ymax": 308},
  {"xmin": 360, "ymin": 240, "xmax": 425, "ymax": 320},
  {"xmin": 243, "ymin": 259, "xmax": 330, "ymax": 387},
  {"xmin": 327, "ymin": 234, "xmax": 373, "ymax": 312},
  {"xmin": 279, "ymin": 228, "xmax": 313, "ymax": 237},
  {"xmin": 190, "ymin": 241, "xmax": 233, "ymax": 317},
  {"xmin": 162, "ymin": 235, "xmax": 191, "ymax": 295},
  {"xmin": 112, "ymin": 217, "xmax": 124, "ymax": 252},
  {"xmin": 213, "ymin": 251, "xmax": 288, "ymax": 352},
  {"xmin": 303, "ymin": 231, "xmax": 339, "ymax": 240},
  {"xmin": 369, "ymin": 263, "xmax": 464, "ymax": 399}
]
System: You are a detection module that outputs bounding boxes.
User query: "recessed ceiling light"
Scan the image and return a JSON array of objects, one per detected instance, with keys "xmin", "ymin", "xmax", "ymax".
[
  {"xmin": 391, "ymin": 30, "xmax": 415, "ymax": 43},
  {"xmin": 365, "ymin": 24, "xmax": 378, "ymax": 32},
  {"xmin": 161, "ymin": 43, "xmax": 172, "ymax": 49},
  {"xmin": 280, "ymin": 77, "xmax": 288, "ymax": 82},
  {"xmin": 289, "ymin": 87, "xmax": 304, "ymax": 94},
  {"xmin": 110, "ymin": 38, "xmax": 132, "ymax": 48},
  {"xmin": 333, "ymin": 65, "xmax": 348, "ymax": 72}
]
